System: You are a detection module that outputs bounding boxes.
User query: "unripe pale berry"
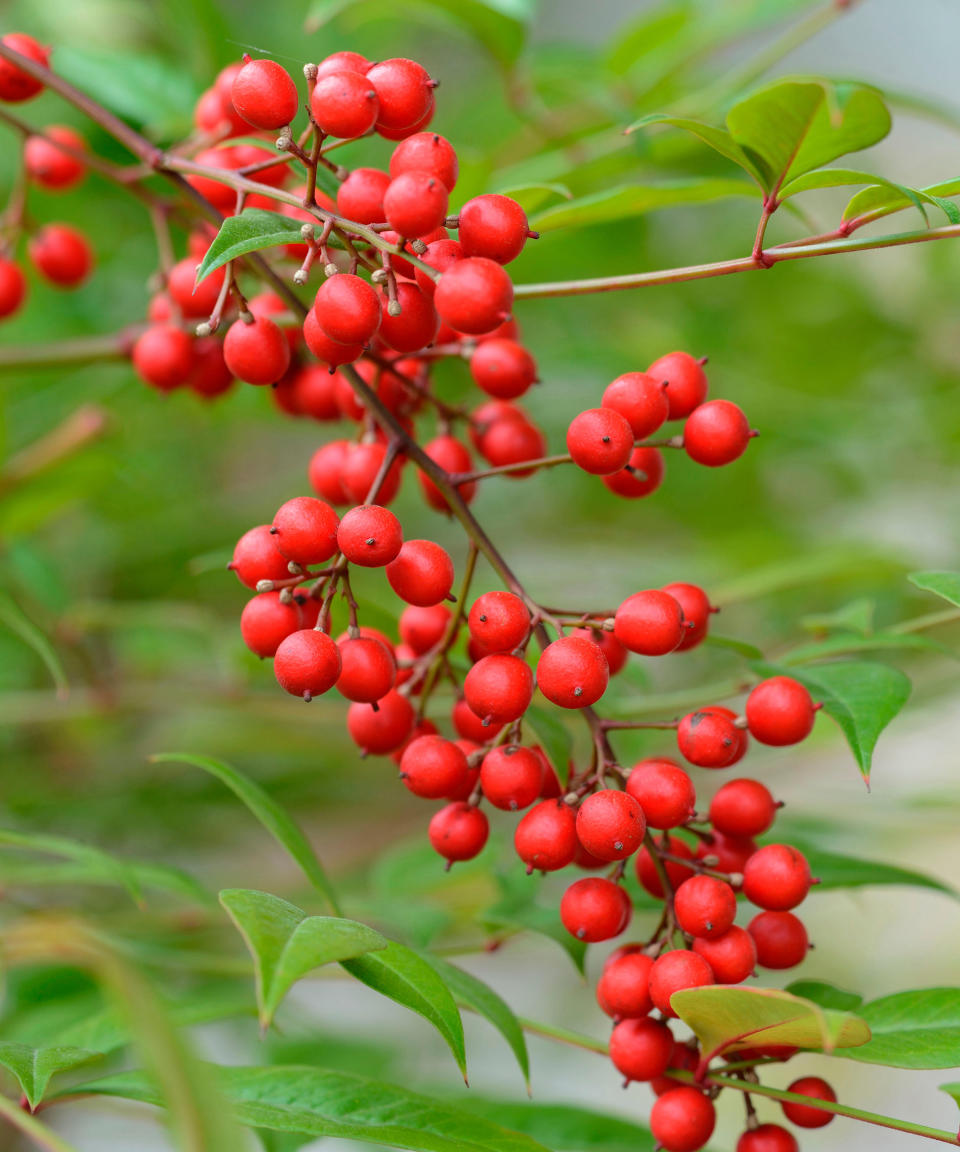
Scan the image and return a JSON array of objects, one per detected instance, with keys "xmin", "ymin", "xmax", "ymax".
[
  {"xmin": 614, "ymin": 590, "xmax": 685, "ymax": 656},
  {"xmin": 272, "ymin": 496, "xmax": 340, "ymax": 565},
  {"xmin": 514, "ymin": 798, "xmax": 578, "ymax": 871},
  {"xmin": 567, "ymin": 407, "xmax": 634, "ymax": 475},
  {"xmin": 743, "ymin": 844, "xmax": 812, "ymax": 911},
  {"xmin": 232, "ymin": 58, "xmax": 299, "ymax": 129},
  {"xmin": 537, "ymin": 635, "xmax": 610, "ymax": 709},
  {"xmin": 780, "ymin": 1077, "xmax": 836, "ymax": 1128},
  {"xmin": 683, "ymin": 399, "xmax": 754, "ymax": 466},
  {"xmin": 648, "ymin": 351, "xmax": 708, "ymax": 419},
  {"xmin": 626, "ymin": 759, "xmax": 696, "ymax": 829},
  {"xmin": 650, "ymin": 1087, "xmax": 716, "ymax": 1152},
  {"xmin": 559, "ymin": 877, "xmax": 631, "ymax": 942},
  {"xmin": 749, "ymin": 910, "xmax": 810, "ymax": 969},
  {"xmin": 464, "ymin": 653, "xmax": 533, "ymax": 725},
  {"xmin": 274, "ymin": 629, "xmax": 341, "ymax": 700},
  {"xmin": 576, "ymin": 789, "xmax": 645, "ymax": 861},
  {"xmin": 337, "ymin": 504, "xmax": 403, "ymax": 567},
  {"xmin": 746, "ymin": 676, "xmax": 817, "ymax": 745},
  {"xmin": 428, "ymin": 801, "xmax": 489, "ymax": 863},
  {"xmin": 386, "ymin": 539, "xmax": 455, "ymax": 606}
]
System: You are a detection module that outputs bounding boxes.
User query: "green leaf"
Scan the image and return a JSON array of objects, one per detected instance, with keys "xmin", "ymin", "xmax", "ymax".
[
  {"xmin": 751, "ymin": 661, "xmax": 910, "ymax": 783},
  {"xmin": 838, "ymin": 989, "xmax": 960, "ymax": 1068},
  {"xmin": 530, "ymin": 179, "xmax": 759, "ymax": 231},
  {"xmin": 908, "ymin": 571, "xmax": 960, "ymax": 608},
  {"xmin": 624, "ymin": 113, "xmax": 762, "ymax": 184},
  {"xmin": 0, "ymin": 1043, "xmax": 103, "ymax": 1110},
  {"xmin": 0, "ymin": 830, "xmax": 144, "ymax": 905},
  {"xmin": 940, "ymin": 1082, "xmax": 960, "ymax": 1115},
  {"xmin": 342, "ymin": 942, "xmax": 467, "ymax": 1079},
  {"xmin": 801, "ymin": 598, "xmax": 875, "ymax": 635},
  {"xmin": 195, "ymin": 210, "xmax": 309, "ymax": 286},
  {"xmin": 0, "ymin": 592, "xmax": 68, "ymax": 698},
  {"xmin": 220, "ymin": 889, "xmax": 386, "ymax": 1029},
  {"xmin": 795, "ymin": 842, "xmax": 956, "ymax": 899},
  {"xmin": 151, "ymin": 754, "xmax": 341, "ymax": 914},
  {"xmin": 784, "ymin": 982, "xmax": 863, "ymax": 1013},
  {"xmin": 419, "ymin": 954, "xmax": 530, "ymax": 1088},
  {"xmin": 671, "ymin": 985, "xmax": 870, "ymax": 1062},
  {"xmin": 703, "ymin": 635, "xmax": 764, "ymax": 660},
  {"xmin": 778, "ymin": 168, "xmax": 912, "ymax": 204},
  {"xmin": 455, "ymin": 1097, "xmax": 655, "ymax": 1150},
  {"xmin": 495, "ymin": 182, "xmax": 573, "ymax": 214},
  {"xmin": 523, "ymin": 704, "xmax": 572, "ymax": 781},
  {"xmin": 777, "ymin": 631, "xmax": 950, "ymax": 665},
  {"xmin": 844, "ymin": 178, "xmax": 960, "ymax": 226}
]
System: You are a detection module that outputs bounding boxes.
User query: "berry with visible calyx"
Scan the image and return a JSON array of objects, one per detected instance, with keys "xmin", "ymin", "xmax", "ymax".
[
  {"xmin": 684, "ymin": 399, "xmax": 754, "ymax": 466},
  {"xmin": 240, "ymin": 592, "xmax": 302, "ymax": 658},
  {"xmin": 458, "ymin": 194, "xmax": 532, "ymax": 265},
  {"xmin": 749, "ymin": 910, "xmax": 810, "ymax": 969},
  {"xmin": 746, "ymin": 676, "xmax": 817, "ymax": 746},
  {"xmin": 367, "ymin": 57, "xmax": 434, "ymax": 133},
  {"xmin": 132, "ymin": 325, "xmax": 195, "ymax": 392},
  {"xmin": 400, "ymin": 735, "xmax": 470, "ymax": 799},
  {"xmin": 272, "ymin": 496, "xmax": 340, "ymax": 565},
  {"xmin": 709, "ymin": 778, "xmax": 778, "ymax": 838},
  {"xmin": 674, "ymin": 875, "xmax": 737, "ymax": 939},
  {"xmin": 390, "ymin": 131, "xmax": 458, "ymax": 190},
  {"xmin": 596, "ymin": 950, "xmax": 654, "ymax": 1019},
  {"xmin": 699, "ymin": 831, "xmax": 756, "ymax": 874},
  {"xmin": 379, "ymin": 282, "xmax": 439, "ymax": 353},
  {"xmin": 572, "ymin": 625, "xmax": 628, "ymax": 676},
  {"xmin": 626, "ymin": 759, "xmax": 695, "ymax": 829},
  {"xmin": 384, "ymin": 171, "xmax": 449, "ymax": 239},
  {"xmin": 399, "ymin": 603, "xmax": 451, "ymax": 654},
  {"xmin": 693, "ymin": 925, "xmax": 757, "ymax": 984},
  {"xmin": 274, "ymin": 629, "xmax": 341, "ymax": 700},
  {"xmin": 464, "ymin": 653, "xmax": 533, "ymax": 724},
  {"xmin": 781, "ymin": 1077, "xmax": 836, "ymax": 1128},
  {"xmin": 0, "ymin": 257, "xmax": 26, "ymax": 319},
  {"xmin": 308, "ymin": 440, "xmax": 351, "ymax": 504},
  {"xmin": 24, "ymin": 125, "xmax": 86, "ymax": 190},
  {"xmin": 386, "ymin": 539, "xmax": 455, "ymax": 606},
  {"xmin": 419, "ymin": 434, "xmax": 474, "ymax": 512},
  {"xmin": 602, "ymin": 372, "xmax": 669, "ymax": 439},
  {"xmin": 469, "ymin": 338, "xmax": 537, "ymax": 399},
  {"xmin": 336, "ymin": 167, "xmax": 391, "ymax": 224},
  {"xmin": 614, "ymin": 590, "xmax": 685, "ymax": 656},
  {"xmin": 635, "ymin": 835, "xmax": 697, "ymax": 897},
  {"xmin": 429, "ymin": 801, "xmax": 489, "ymax": 863},
  {"xmin": 310, "ymin": 69, "xmax": 379, "ymax": 138},
  {"xmin": 336, "ymin": 636, "xmax": 396, "ymax": 703},
  {"xmin": 468, "ymin": 590, "xmax": 530, "ymax": 653},
  {"xmin": 0, "ymin": 33, "xmax": 50, "ymax": 102},
  {"xmin": 662, "ymin": 582, "xmax": 713, "ymax": 650},
  {"xmin": 315, "ymin": 274, "xmax": 382, "ymax": 347},
  {"xmin": 514, "ymin": 798, "xmax": 578, "ymax": 871},
  {"xmin": 223, "ymin": 315, "xmax": 290, "ymax": 385},
  {"xmin": 167, "ymin": 258, "xmax": 224, "ymax": 320},
  {"xmin": 28, "ymin": 224, "xmax": 93, "ymax": 288},
  {"xmin": 603, "ymin": 447, "xmax": 665, "ymax": 499},
  {"xmin": 677, "ymin": 705, "xmax": 748, "ymax": 768},
  {"xmin": 434, "ymin": 257, "xmax": 513, "ymax": 335},
  {"xmin": 537, "ymin": 635, "xmax": 610, "ymax": 709},
  {"xmin": 650, "ymin": 949, "xmax": 714, "ymax": 1017},
  {"xmin": 743, "ymin": 844, "xmax": 812, "ymax": 910},
  {"xmin": 230, "ymin": 524, "xmax": 290, "ymax": 589},
  {"xmin": 650, "ymin": 1087, "xmax": 716, "ymax": 1152},
  {"xmin": 576, "ymin": 789, "xmax": 645, "ymax": 861},
  {"xmin": 737, "ymin": 1123, "xmax": 799, "ymax": 1152},
  {"xmin": 560, "ymin": 877, "xmax": 631, "ymax": 942},
  {"xmin": 341, "ymin": 441, "xmax": 404, "ymax": 506},
  {"xmin": 347, "ymin": 688, "xmax": 415, "ymax": 754},
  {"xmin": 648, "ymin": 351, "xmax": 708, "ymax": 419},
  {"xmin": 452, "ymin": 696, "xmax": 503, "ymax": 742},
  {"xmin": 232, "ymin": 57, "xmax": 299, "ymax": 129},
  {"xmin": 609, "ymin": 1017, "xmax": 674, "ymax": 1082},
  {"xmin": 337, "ymin": 504, "xmax": 403, "ymax": 567},
  {"xmin": 480, "ymin": 745, "xmax": 544, "ymax": 810},
  {"xmin": 567, "ymin": 407, "xmax": 634, "ymax": 476}
]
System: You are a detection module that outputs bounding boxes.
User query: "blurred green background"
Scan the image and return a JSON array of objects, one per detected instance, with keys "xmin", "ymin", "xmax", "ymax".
[{"xmin": 1, "ymin": 0, "xmax": 959, "ymax": 1148}]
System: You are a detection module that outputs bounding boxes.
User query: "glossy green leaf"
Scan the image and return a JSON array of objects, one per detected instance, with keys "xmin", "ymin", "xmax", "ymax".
[
  {"xmin": 796, "ymin": 842, "xmax": 956, "ymax": 899},
  {"xmin": 671, "ymin": 985, "xmax": 870, "ymax": 1062},
  {"xmin": 844, "ymin": 178, "xmax": 960, "ymax": 225},
  {"xmin": 801, "ymin": 598, "xmax": 875, "ymax": 635},
  {"xmin": 940, "ymin": 1082, "xmax": 960, "ymax": 1114},
  {"xmin": 523, "ymin": 704, "xmax": 572, "ymax": 780},
  {"xmin": 195, "ymin": 210, "xmax": 310, "ymax": 286},
  {"xmin": 777, "ymin": 631, "xmax": 950, "ymax": 666},
  {"xmin": 342, "ymin": 942, "xmax": 467, "ymax": 1078},
  {"xmin": 420, "ymin": 954, "xmax": 530, "ymax": 1087},
  {"xmin": 0, "ymin": 1043, "xmax": 102, "ymax": 1110},
  {"xmin": 908, "ymin": 571, "xmax": 960, "ymax": 608},
  {"xmin": 779, "ymin": 167, "xmax": 910, "ymax": 203},
  {"xmin": 0, "ymin": 592, "xmax": 68, "ymax": 698},
  {"xmin": 152, "ymin": 754, "xmax": 340, "ymax": 913},
  {"xmin": 495, "ymin": 182, "xmax": 573, "ymax": 214},
  {"xmin": 784, "ymin": 982, "xmax": 863, "ymax": 1012},
  {"xmin": 220, "ymin": 889, "xmax": 386, "ymax": 1029},
  {"xmin": 703, "ymin": 635, "xmax": 764, "ymax": 660},
  {"xmin": 456, "ymin": 1097, "xmax": 655, "ymax": 1150},
  {"xmin": 624, "ymin": 113, "xmax": 762, "ymax": 183},
  {"xmin": 530, "ymin": 179, "xmax": 759, "ymax": 231},
  {"xmin": 839, "ymin": 989, "xmax": 960, "ymax": 1068}
]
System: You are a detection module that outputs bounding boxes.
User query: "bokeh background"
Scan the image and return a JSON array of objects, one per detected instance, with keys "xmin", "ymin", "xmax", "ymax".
[{"xmin": 1, "ymin": 0, "xmax": 959, "ymax": 1148}]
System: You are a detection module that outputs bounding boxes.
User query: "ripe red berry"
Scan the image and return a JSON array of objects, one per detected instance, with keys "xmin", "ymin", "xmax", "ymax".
[
  {"xmin": 0, "ymin": 33, "xmax": 50, "ymax": 102},
  {"xmin": 467, "ymin": 591, "xmax": 529, "ymax": 653},
  {"xmin": 400, "ymin": 735, "xmax": 470, "ymax": 799},
  {"xmin": 674, "ymin": 875, "xmax": 737, "ymax": 939},
  {"xmin": 384, "ymin": 171, "xmax": 449, "ymax": 239},
  {"xmin": 662, "ymin": 582, "xmax": 713, "ymax": 651},
  {"xmin": 184, "ymin": 146, "xmax": 243, "ymax": 211},
  {"xmin": 347, "ymin": 688, "xmax": 415, "ymax": 754},
  {"xmin": 650, "ymin": 1087, "xmax": 716, "ymax": 1152},
  {"xmin": 464, "ymin": 653, "xmax": 533, "ymax": 725},
  {"xmin": 458, "ymin": 194, "xmax": 531, "ymax": 265},
  {"xmin": 514, "ymin": 798, "xmax": 578, "ymax": 871},
  {"xmin": 336, "ymin": 636, "xmax": 396, "ymax": 703},
  {"xmin": 386, "ymin": 539, "xmax": 455, "ymax": 606},
  {"xmin": 677, "ymin": 706, "xmax": 748, "ymax": 768},
  {"xmin": 272, "ymin": 496, "xmax": 340, "ymax": 565},
  {"xmin": 434, "ymin": 257, "xmax": 513, "ymax": 336},
  {"xmin": 609, "ymin": 1016, "xmax": 674, "ymax": 1082},
  {"xmin": 737, "ymin": 1123, "xmax": 799, "ymax": 1152},
  {"xmin": 650, "ymin": 950, "xmax": 714, "ymax": 1017},
  {"xmin": 240, "ymin": 592, "xmax": 302, "ymax": 658},
  {"xmin": 743, "ymin": 844, "xmax": 812, "ymax": 911},
  {"xmin": 24, "ymin": 125, "xmax": 86, "ymax": 190},
  {"xmin": 560, "ymin": 877, "xmax": 631, "ymax": 942},
  {"xmin": 692, "ymin": 925, "xmax": 757, "ymax": 984},
  {"xmin": 317, "ymin": 51, "xmax": 371, "ymax": 78},
  {"xmin": 576, "ymin": 790, "xmax": 645, "ymax": 861},
  {"xmin": 746, "ymin": 676, "xmax": 817, "ymax": 746},
  {"xmin": 337, "ymin": 167, "xmax": 392, "ymax": 225},
  {"xmin": 389, "ymin": 131, "xmax": 458, "ymax": 191},
  {"xmin": 566, "ymin": 408, "xmax": 634, "ymax": 476},
  {"xmin": 399, "ymin": 603, "xmax": 451, "ymax": 654},
  {"xmin": 614, "ymin": 590, "xmax": 685, "ymax": 656},
  {"xmin": 781, "ymin": 1077, "xmax": 836, "ymax": 1128},
  {"xmin": 602, "ymin": 372, "xmax": 669, "ymax": 439},
  {"xmin": 651, "ymin": 1041, "xmax": 701, "ymax": 1097},
  {"xmin": 367, "ymin": 58, "xmax": 434, "ymax": 134},
  {"xmin": 602, "ymin": 447, "xmax": 665, "ymax": 499},
  {"xmin": 749, "ymin": 910, "xmax": 809, "ymax": 969},
  {"xmin": 700, "ymin": 831, "xmax": 757, "ymax": 875},
  {"xmin": 635, "ymin": 835, "xmax": 697, "ymax": 898},
  {"xmin": 418, "ymin": 434, "xmax": 474, "ymax": 512},
  {"xmin": 572, "ymin": 625, "xmax": 628, "ymax": 676},
  {"xmin": 478, "ymin": 413, "xmax": 546, "ymax": 474},
  {"xmin": 310, "ymin": 69, "xmax": 379, "ymax": 138},
  {"xmin": 273, "ymin": 628, "xmax": 341, "ymax": 700},
  {"xmin": 428, "ymin": 801, "xmax": 489, "ymax": 863},
  {"xmin": 414, "ymin": 238, "xmax": 462, "ymax": 297},
  {"xmin": 480, "ymin": 745, "xmax": 544, "ymax": 811},
  {"xmin": 537, "ymin": 635, "xmax": 610, "ymax": 709},
  {"xmin": 304, "ymin": 310, "xmax": 364, "ymax": 365},
  {"xmin": 131, "ymin": 325, "xmax": 195, "ymax": 392},
  {"xmin": 167, "ymin": 257, "xmax": 224, "ymax": 320},
  {"xmin": 191, "ymin": 337, "xmax": 235, "ymax": 397},
  {"xmin": 341, "ymin": 441, "xmax": 404, "ymax": 506},
  {"xmin": 626, "ymin": 759, "xmax": 695, "ymax": 829},
  {"xmin": 0, "ymin": 257, "xmax": 26, "ymax": 319},
  {"xmin": 308, "ymin": 440, "xmax": 351, "ymax": 504},
  {"xmin": 230, "ymin": 525, "xmax": 290, "ymax": 589},
  {"xmin": 314, "ymin": 274, "xmax": 382, "ymax": 347},
  {"xmin": 647, "ymin": 352, "xmax": 708, "ymax": 420},
  {"xmin": 232, "ymin": 58, "xmax": 299, "ymax": 129},
  {"xmin": 223, "ymin": 315, "xmax": 290, "ymax": 385},
  {"xmin": 684, "ymin": 399, "xmax": 754, "ymax": 466},
  {"xmin": 709, "ymin": 778, "xmax": 778, "ymax": 838},
  {"xmin": 28, "ymin": 224, "xmax": 92, "ymax": 288},
  {"xmin": 596, "ymin": 950, "xmax": 654, "ymax": 1019},
  {"xmin": 379, "ymin": 282, "xmax": 439, "ymax": 353},
  {"xmin": 337, "ymin": 504, "xmax": 403, "ymax": 567},
  {"xmin": 467, "ymin": 338, "xmax": 536, "ymax": 399}
]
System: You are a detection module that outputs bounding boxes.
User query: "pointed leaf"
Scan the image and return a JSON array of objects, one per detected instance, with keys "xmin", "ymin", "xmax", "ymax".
[
  {"xmin": 838, "ymin": 989, "xmax": 960, "ymax": 1068},
  {"xmin": 624, "ymin": 113, "xmax": 762, "ymax": 183},
  {"xmin": 784, "ymin": 982, "xmax": 863, "ymax": 1012},
  {"xmin": 530, "ymin": 179, "xmax": 759, "ymax": 231},
  {"xmin": 844, "ymin": 178, "xmax": 960, "ymax": 226},
  {"xmin": 195, "ymin": 209, "xmax": 312, "ymax": 286},
  {"xmin": 777, "ymin": 631, "xmax": 951, "ymax": 665},
  {"xmin": 0, "ymin": 830, "xmax": 143, "ymax": 905},
  {"xmin": 795, "ymin": 843, "xmax": 956, "ymax": 899},
  {"xmin": 456, "ymin": 1097, "xmax": 655, "ymax": 1150},
  {"xmin": 220, "ymin": 889, "xmax": 386, "ymax": 1028},
  {"xmin": 342, "ymin": 942, "xmax": 467, "ymax": 1078},
  {"xmin": 908, "ymin": 571, "xmax": 960, "ymax": 608},
  {"xmin": 779, "ymin": 167, "xmax": 912, "ymax": 204},
  {"xmin": 940, "ymin": 1082, "xmax": 960, "ymax": 1115},
  {"xmin": 0, "ymin": 1043, "xmax": 102, "ymax": 1110}
]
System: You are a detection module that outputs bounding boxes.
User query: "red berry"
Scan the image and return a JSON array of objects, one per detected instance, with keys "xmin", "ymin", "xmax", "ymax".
[
  {"xmin": 452, "ymin": 696, "xmax": 504, "ymax": 743},
  {"xmin": 709, "ymin": 778, "xmax": 777, "ymax": 838},
  {"xmin": 514, "ymin": 798, "xmax": 578, "ymax": 871},
  {"xmin": 596, "ymin": 951, "xmax": 654, "ymax": 1019},
  {"xmin": 700, "ymin": 831, "xmax": 756, "ymax": 874},
  {"xmin": 464, "ymin": 653, "xmax": 533, "ymax": 725},
  {"xmin": 310, "ymin": 69, "xmax": 379, "ymax": 138},
  {"xmin": 377, "ymin": 95, "xmax": 434, "ymax": 141},
  {"xmin": 478, "ymin": 414, "xmax": 546, "ymax": 474},
  {"xmin": 609, "ymin": 1016, "xmax": 674, "ymax": 1082},
  {"xmin": 28, "ymin": 224, "xmax": 92, "ymax": 288},
  {"xmin": 337, "ymin": 167, "xmax": 392, "ymax": 225},
  {"xmin": 24, "ymin": 125, "xmax": 86, "ymax": 190},
  {"xmin": 188, "ymin": 337, "xmax": 234, "ymax": 399},
  {"xmin": 749, "ymin": 911, "xmax": 809, "ymax": 969},
  {"xmin": 434, "ymin": 257, "xmax": 513, "ymax": 336},
  {"xmin": 469, "ymin": 338, "xmax": 537, "ymax": 400},
  {"xmin": 132, "ymin": 325, "xmax": 195, "ymax": 392},
  {"xmin": 185, "ymin": 147, "xmax": 242, "ymax": 211},
  {"xmin": 399, "ymin": 603, "xmax": 451, "ymax": 654},
  {"xmin": 602, "ymin": 372, "xmax": 669, "ymax": 439},
  {"xmin": 684, "ymin": 399, "xmax": 753, "ymax": 466},
  {"xmin": 458, "ymin": 194, "xmax": 531, "ymax": 265},
  {"xmin": 336, "ymin": 636, "xmax": 396, "ymax": 703},
  {"xmin": 167, "ymin": 257, "xmax": 224, "ymax": 320},
  {"xmin": 384, "ymin": 171, "xmax": 449, "ymax": 239},
  {"xmin": 576, "ymin": 789, "xmax": 645, "ymax": 861},
  {"xmin": 677, "ymin": 706, "xmax": 748, "ymax": 768},
  {"xmin": 614, "ymin": 590, "xmax": 685, "ymax": 656},
  {"xmin": 662, "ymin": 582, "xmax": 713, "ymax": 651},
  {"xmin": 240, "ymin": 592, "xmax": 302, "ymax": 657},
  {"xmin": 303, "ymin": 311, "xmax": 363, "ymax": 366},
  {"xmin": 386, "ymin": 539, "xmax": 455, "ymax": 606},
  {"xmin": 308, "ymin": 440, "xmax": 351, "ymax": 504},
  {"xmin": 603, "ymin": 446, "xmax": 664, "ymax": 499},
  {"xmin": 737, "ymin": 1123, "xmax": 799, "ymax": 1152},
  {"xmin": 223, "ymin": 315, "xmax": 291, "ymax": 385},
  {"xmin": 314, "ymin": 274, "xmax": 382, "ymax": 347},
  {"xmin": 0, "ymin": 257, "xmax": 26, "ymax": 319},
  {"xmin": 566, "ymin": 408, "xmax": 633, "ymax": 476},
  {"xmin": 648, "ymin": 352, "xmax": 708, "ymax": 420},
  {"xmin": 649, "ymin": 950, "xmax": 714, "ymax": 1017},
  {"xmin": 480, "ymin": 745, "xmax": 544, "ymax": 810},
  {"xmin": 536, "ymin": 635, "xmax": 609, "ymax": 709},
  {"xmin": 428, "ymin": 802, "xmax": 488, "ymax": 863},
  {"xmin": 400, "ymin": 735, "xmax": 469, "ymax": 799},
  {"xmin": 378, "ymin": 282, "xmax": 439, "ymax": 353},
  {"xmin": 0, "ymin": 33, "xmax": 50, "ymax": 102},
  {"xmin": 232, "ymin": 58, "xmax": 299, "ymax": 129},
  {"xmin": 571, "ymin": 625, "xmax": 628, "ymax": 676},
  {"xmin": 746, "ymin": 677, "xmax": 817, "ymax": 746},
  {"xmin": 337, "ymin": 504, "xmax": 403, "ymax": 567},
  {"xmin": 418, "ymin": 435, "xmax": 474, "ymax": 512},
  {"xmin": 626, "ymin": 759, "xmax": 696, "ymax": 830},
  {"xmin": 651, "ymin": 1042, "xmax": 701, "ymax": 1097},
  {"xmin": 274, "ymin": 629, "xmax": 341, "ymax": 700},
  {"xmin": 390, "ymin": 132, "xmax": 458, "ymax": 191},
  {"xmin": 347, "ymin": 689, "xmax": 415, "ymax": 754},
  {"xmin": 635, "ymin": 835, "xmax": 697, "ymax": 898},
  {"xmin": 367, "ymin": 58, "xmax": 434, "ymax": 134},
  {"xmin": 272, "ymin": 496, "xmax": 339, "ymax": 565},
  {"xmin": 650, "ymin": 1087, "xmax": 716, "ymax": 1152},
  {"xmin": 693, "ymin": 925, "xmax": 757, "ymax": 984},
  {"xmin": 673, "ymin": 875, "xmax": 737, "ymax": 939},
  {"xmin": 560, "ymin": 877, "xmax": 631, "ymax": 942},
  {"xmin": 230, "ymin": 524, "xmax": 290, "ymax": 589},
  {"xmin": 342, "ymin": 441, "xmax": 404, "ymax": 506},
  {"xmin": 317, "ymin": 51, "xmax": 371, "ymax": 78},
  {"xmin": 415, "ymin": 238, "xmax": 462, "ymax": 297},
  {"xmin": 468, "ymin": 591, "xmax": 529, "ymax": 653},
  {"xmin": 781, "ymin": 1077, "xmax": 836, "ymax": 1128},
  {"xmin": 743, "ymin": 845, "xmax": 812, "ymax": 911}
]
